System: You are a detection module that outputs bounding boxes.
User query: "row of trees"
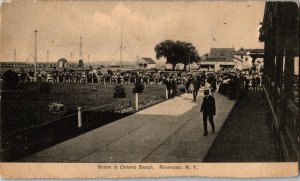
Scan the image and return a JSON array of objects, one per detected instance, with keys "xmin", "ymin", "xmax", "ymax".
[{"xmin": 155, "ymin": 40, "xmax": 200, "ymax": 70}]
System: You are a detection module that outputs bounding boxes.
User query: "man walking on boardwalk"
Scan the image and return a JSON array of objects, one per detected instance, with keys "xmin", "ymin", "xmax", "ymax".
[
  {"xmin": 192, "ymin": 76, "xmax": 200, "ymax": 101},
  {"xmin": 200, "ymin": 89, "xmax": 216, "ymax": 136}
]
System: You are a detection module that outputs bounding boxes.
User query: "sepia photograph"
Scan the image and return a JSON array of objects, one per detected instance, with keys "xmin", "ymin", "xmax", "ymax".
[{"xmin": 0, "ymin": 0, "xmax": 299, "ymax": 178}]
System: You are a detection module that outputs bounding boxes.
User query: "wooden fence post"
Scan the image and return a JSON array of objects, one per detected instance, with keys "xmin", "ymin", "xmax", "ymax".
[
  {"xmin": 78, "ymin": 107, "xmax": 82, "ymax": 128},
  {"xmin": 135, "ymin": 93, "xmax": 139, "ymax": 111},
  {"xmin": 166, "ymin": 88, "xmax": 169, "ymax": 99}
]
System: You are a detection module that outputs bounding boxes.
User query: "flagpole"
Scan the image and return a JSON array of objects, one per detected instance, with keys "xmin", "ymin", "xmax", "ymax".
[{"xmin": 210, "ymin": 31, "xmax": 212, "ymax": 48}]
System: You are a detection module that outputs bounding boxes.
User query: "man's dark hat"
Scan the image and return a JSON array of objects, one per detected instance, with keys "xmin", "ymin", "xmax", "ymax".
[{"xmin": 204, "ymin": 89, "xmax": 209, "ymax": 95}]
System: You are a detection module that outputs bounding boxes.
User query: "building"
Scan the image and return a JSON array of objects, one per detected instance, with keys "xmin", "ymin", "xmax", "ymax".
[
  {"xmin": 260, "ymin": 1, "xmax": 299, "ymax": 161},
  {"xmin": 200, "ymin": 48, "xmax": 236, "ymax": 71},
  {"xmin": 234, "ymin": 48, "xmax": 264, "ymax": 70},
  {"xmin": 137, "ymin": 57, "xmax": 157, "ymax": 69}
]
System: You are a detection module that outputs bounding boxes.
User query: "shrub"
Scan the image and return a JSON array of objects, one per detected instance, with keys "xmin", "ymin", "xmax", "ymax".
[
  {"xmin": 113, "ymin": 85, "xmax": 126, "ymax": 98},
  {"xmin": 49, "ymin": 103, "xmax": 65, "ymax": 113},
  {"xmin": 133, "ymin": 82, "xmax": 144, "ymax": 93},
  {"xmin": 40, "ymin": 82, "xmax": 51, "ymax": 94},
  {"xmin": 107, "ymin": 69, "xmax": 113, "ymax": 75},
  {"xmin": 3, "ymin": 70, "xmax": 19, "ymax": 89}
]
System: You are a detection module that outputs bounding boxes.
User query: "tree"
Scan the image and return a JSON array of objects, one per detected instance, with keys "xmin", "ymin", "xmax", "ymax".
[
  {"xmin": 113, "ymin": 85, "xmax": 126, "ymax": 98},
  {"xmin": 154, "ymin": 40, "xmax": 200, "ymax": 70},
  {"xmin": 3, "ymin": 70, "xmax": 19, "ymax": 89},
  {"xmin": 78, "ymin": 59, "xmax": 84, "ymax": 67}
]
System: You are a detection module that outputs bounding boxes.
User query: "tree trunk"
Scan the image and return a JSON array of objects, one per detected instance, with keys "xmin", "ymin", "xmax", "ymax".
[
  {"xmin": 183, "ymin": 64, "xmax": 187, "ymax": 71},
  {"xmin": 172, "ymin": 64, "xmax": 176, "ymax": 71}
]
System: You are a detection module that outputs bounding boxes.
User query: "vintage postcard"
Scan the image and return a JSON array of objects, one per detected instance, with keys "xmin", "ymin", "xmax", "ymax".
[{"xmin": 0, "ymin": 0, "xmax": 299, "ymax": 178}]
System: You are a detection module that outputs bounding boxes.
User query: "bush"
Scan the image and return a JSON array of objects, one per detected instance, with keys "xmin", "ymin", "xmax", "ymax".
[
  {"xmin": 49, "ymin": 103, "xmax": 65, "ymax": 113},
  {"xmin": 133, "ymin": 82, "xmax": 144, "ymax": 93},
  {"xmin": 113, "ymin": 85, "xmax": 126, "ymax": 98},
  {"xmin": 107, "ymin": 69, "xmax": 113, "ymax": 75},
  {"xmin": 3, "ymin": 70, "xmax": 19, "ymax": 89},
  {"xmin": 40, "ymin": 82, "xmax": 51, "ymax": 94}
]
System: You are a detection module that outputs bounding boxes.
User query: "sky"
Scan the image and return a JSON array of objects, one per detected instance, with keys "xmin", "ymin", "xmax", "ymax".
[{"xmin": 0, "ymin": 0, "xmax": 265, "ymax": 64}]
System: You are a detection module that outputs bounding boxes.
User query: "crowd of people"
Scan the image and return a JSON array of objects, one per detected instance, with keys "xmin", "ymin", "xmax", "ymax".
[
  {"xmin": 164, "ymin": 69, "xmax": 262, "ymax": 100},
  {"xmin": 4, "ymin": 68, "xmax": 178, "ymax": 84},
  {"xmin": 2, "ymin": 66, "xmax": 262, "ymax": 101}
]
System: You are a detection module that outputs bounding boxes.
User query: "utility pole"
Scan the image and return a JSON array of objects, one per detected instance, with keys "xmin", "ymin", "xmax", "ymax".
[
  {"xmin": 47, "ymin": 50, "xmax": 49, "ymax": 64},
  {"xmin": 34, "ymin": 30, "xmax": 38, "ymax": 81},
  {"xmin": 70, "ymin": 52, "xmax": 73, "ymax": 62},
  {"xmin": 80, "ymin": 36, "xmax": 83, "ymax": 60},
  {"xmin": 136, "ymin": 56, "xmax": 139, "ymax": 68},
  {"xmin": 13, "ymin": 49, "xmax": 16, "ymax": 71},
  {"xmin": 88, "ymin": 54, "xmax": 90, "ymax": 64},
  {"xmin": 120, "ymin": 28, "xmax": 123, "ymax": 67},
  {"xmin": 188, "ymin": 51, "xmax": 191, "ymax": 72}
]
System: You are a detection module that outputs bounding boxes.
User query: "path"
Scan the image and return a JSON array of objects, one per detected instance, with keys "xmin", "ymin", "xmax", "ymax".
[
  {"xmin": 19, "ymin": 92, "xmax": 235, "ymax": 163},
  {"xmin": 203, "ymin": 91, "xmax": 278, "ymax": 162}
]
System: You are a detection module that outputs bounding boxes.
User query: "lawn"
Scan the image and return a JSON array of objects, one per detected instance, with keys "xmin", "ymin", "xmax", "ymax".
[
  {"xmin": 1, "ymin": 82, "xmax": 168, "ymax": 161},
  {"xmin": 1, "ymin": 82, "xmax": 166, "ymax": 135}
]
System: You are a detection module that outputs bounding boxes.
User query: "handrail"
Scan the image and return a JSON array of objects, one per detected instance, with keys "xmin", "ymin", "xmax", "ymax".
[
  {"xmin": 1, "ymin": 90, "xmax": 165, "ymax": 138},
  {"xmin": 264, "ymin": 82, "xmax": 299, "ymax": 161},
  {"xmin": 263, "ymin": 85, "xmax": 280, "ymax": 129},
  {"xmin": 1, "ymin": 103, "xmax": 116, "ymax": 138},
  {"xmin": 1, "ymin": 112, "xmax": 77, "ymax": 137}
]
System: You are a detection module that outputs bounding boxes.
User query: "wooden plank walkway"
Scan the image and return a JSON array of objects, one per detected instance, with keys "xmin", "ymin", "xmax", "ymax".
[
  {"xmin": 203, "ymin": 91, "xmax": 278, "ymax": 162},
  {"xmin": 19, "ymin": 92, "xmax": 236, "ymax": 163}
]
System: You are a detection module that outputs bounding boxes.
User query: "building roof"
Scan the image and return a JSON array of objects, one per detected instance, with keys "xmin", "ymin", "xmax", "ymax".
[
  {"xmin": 139, "ymin": 57, "xmax": 156, "ymax": 64},
  {"xmin": 200, "ymin": 48, "xmax": 235, "ymax": 62},
  {"xmin": 209, "ymin": 48, "xmax": 235, "ymax": 61},
  {"xmin": 235, "ymin": 48, "xmax": 264, "ymax": 55},
  {"xmin": 201, "ymin": 59, "xmax": 235, "ymax": 63}
]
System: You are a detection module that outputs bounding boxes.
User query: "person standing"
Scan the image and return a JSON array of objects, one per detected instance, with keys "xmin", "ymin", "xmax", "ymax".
[
  {"xmin": 210, "ymin": 74, "xmax": 217, "ymax": 95},
  {"xmin": 252, "ymin": 76, "xmax": 257, "ymax": 91},
  {"xmin": 165, "ymin": 77, "xmax": 172, "ymax": 99},
  {"xmin": 200, "ymin": 89, "xmax": 216, "ymax": 136},
  {"xmin": 192, "ymin": 76, "xmax": 200, "ymax": 101},
  {"xmin": 256, "ymin": 75, "xmax": 261, "ymax": 90},
  {"xmin": 171, "ymin": 77, "xmax": 177, "ymax": 97}
]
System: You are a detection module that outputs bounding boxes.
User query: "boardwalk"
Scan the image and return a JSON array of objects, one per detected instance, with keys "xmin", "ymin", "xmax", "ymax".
[
  {"xmin": 203, "ymin": 91, "xmax": 278, "ymax": 162},
  {"xmin": 19, "ymin": 92, "xmax": 236, "ymax": 163}
]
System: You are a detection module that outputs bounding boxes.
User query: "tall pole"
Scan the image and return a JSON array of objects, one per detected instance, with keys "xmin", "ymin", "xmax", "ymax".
[
  {"xmin": 88, "ymin": 54, "xmax": 90, "ymax": 64},
  {"xmin": 47, "ymin": 50, "xmax": 49, "ymax": 64},
  {"xmin": 70, "ymin": 52, "xmax": 73, "ymax": 62},
  {"xmin": 210, "ymin": 31, "xmax": 212, "ymax": 49},
  {"xmin": 189, "ymin": 51, "xmax": 191, "ymax": 72},
  {"xmin": 80, "ymin": 36, "xmax": 83, "ymax": 60},
  {"xmin": 34, "ymin": 30, "xmax": 38, "ymax": 81},
  {"xmin": 120, "ymin": 28, "xmax": 123, "ymax": 67},
  {"xmin": 13, "ymin": 49, "xmax": 16, "ymax": 71}
]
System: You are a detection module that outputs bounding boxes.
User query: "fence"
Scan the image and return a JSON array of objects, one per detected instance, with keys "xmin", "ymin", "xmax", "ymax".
[
  {"xmin": 0, "ymin": 90, "xmax": 167, "ymax": 161},
  {"xmin": 25, "ymin": 74, "xmax": 186, "ymax": 85},
  {"xmin": 263, "ymin": 77, "xmax": 299, "ymax": 161}
]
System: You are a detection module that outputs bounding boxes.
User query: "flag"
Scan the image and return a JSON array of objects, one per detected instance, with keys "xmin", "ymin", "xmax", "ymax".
[{"xmin": 212, "ymin": 37, "xmax": 217, "ymax": 41}]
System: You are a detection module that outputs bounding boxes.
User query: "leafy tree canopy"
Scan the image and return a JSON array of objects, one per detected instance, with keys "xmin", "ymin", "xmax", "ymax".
[{"xmin": 154, "ymin": 40, "xmax": 200, "ymax": 70}]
